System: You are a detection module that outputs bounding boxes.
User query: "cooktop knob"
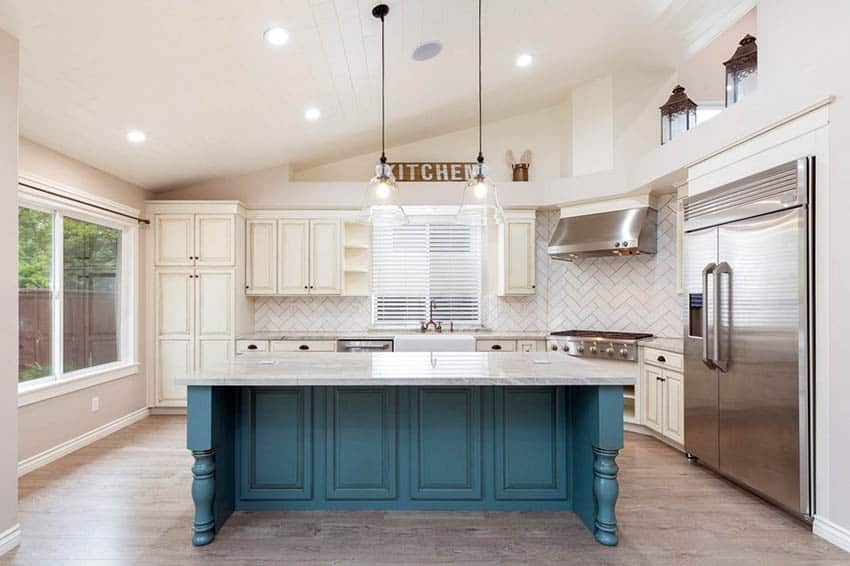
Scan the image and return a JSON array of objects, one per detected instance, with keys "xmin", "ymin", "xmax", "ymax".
[
  {"xmin": 619, "ymin": 348, "xmax": 629, "ymax": 358},
  {"xmin": 605, "ymin": 346, "xmax": 614, "ymax": 356},
  {"xmin": 551, "ymin": 344, "xmax": 559, "ymax": 351},
  {"xmin": 562, "ymin": 345, "xmax": 570, "ymax": 353},
  {"xmin": 589, "ymin": 345, "xmax": 598, "ymax": 354},
  {"xmin": 577, "ymin": 344, "xmax": 585, "ymax": 353}
]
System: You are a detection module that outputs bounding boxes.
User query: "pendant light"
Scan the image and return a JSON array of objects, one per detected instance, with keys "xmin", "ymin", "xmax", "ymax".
[
  {"xmin": 362, "ymin": 3, "xmax": 406, "ymax": 225},
  {"xmin": 458, "ymin": 0, "xmax": 504, "ymax": 225}
]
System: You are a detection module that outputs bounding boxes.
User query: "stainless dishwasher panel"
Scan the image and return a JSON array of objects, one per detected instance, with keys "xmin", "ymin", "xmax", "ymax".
[{"xmin": 336, "ymin": 339, "xmax": 394, "ymax": 352}]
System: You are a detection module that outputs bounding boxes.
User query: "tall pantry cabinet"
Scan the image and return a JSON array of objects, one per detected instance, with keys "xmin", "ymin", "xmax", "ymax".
[{"xmin": 146, "ymin": 202, "xmax": 251, "ymax": 407}]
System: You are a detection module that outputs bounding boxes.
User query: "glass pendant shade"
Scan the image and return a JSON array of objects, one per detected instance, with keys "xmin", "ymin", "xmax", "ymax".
[
  {"xmin": 457, "ymin": 163, "xmax": 503, "ymax": 224},
  {"xmin": 659, "ymin": 85, "xmax": 697, "ymax": 145},
  {"xmin": 361, "ymin": 162, "xmax": 407, "ymax": 224},
  {"xmin": 724, "ymin": 34, "xmax": 758, "ymax": 107}
]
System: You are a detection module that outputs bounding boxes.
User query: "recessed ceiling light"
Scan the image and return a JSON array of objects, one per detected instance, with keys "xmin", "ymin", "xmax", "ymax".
[
  {"xmin": 304, "ymin": 107, "xmax": 321, "ymax": 121},
  {"xmin": 264, "ymin": 26, "xmax": 289, "ymax": 46},
  {"xmin": 412, "ymin": 41, "xmax": 442, "ymax": 61},
  {"xmin": 126, "ymin": 130, "xmax": 146, "ymax": 143},
  {"xmin": 516, "ymin": 53, "xmax": 533, "ymax": 68}
]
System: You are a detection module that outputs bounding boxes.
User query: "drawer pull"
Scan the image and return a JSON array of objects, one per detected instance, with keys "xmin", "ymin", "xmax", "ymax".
[
  {"xmin": 491, "ymin": 344, "xmax": 502, "ymax": 351},
  {"xmin": 298, "ymin": 344, "xmax": 310, "ymax": 351},
  {"xmin": 657, "ymin": 355, "xmax": 666, "ymax": 363},
  {"xmin": 247, "ymin": 344, "xmax": 258, "ymax": 351}
]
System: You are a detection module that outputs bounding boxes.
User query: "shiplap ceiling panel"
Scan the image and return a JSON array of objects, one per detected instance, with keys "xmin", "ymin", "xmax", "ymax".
[{"xmin": 0, "ymin": 0, "xmax": 753, "ymax": 189}]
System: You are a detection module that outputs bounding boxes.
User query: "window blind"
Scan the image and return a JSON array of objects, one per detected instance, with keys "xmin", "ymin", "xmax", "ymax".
[{"xmin": 372, "ymin": 215, "xmax": 483, "ymax": 326}]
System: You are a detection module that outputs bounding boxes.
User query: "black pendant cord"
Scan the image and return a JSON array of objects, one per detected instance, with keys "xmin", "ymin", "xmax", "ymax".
[
  {"xmin": 476, "ymin": 0, "xmax": 484, "ymax": 167},
  {"xmin": 379, "ymin": 10, "xmax": 387, "ymax": 165}
]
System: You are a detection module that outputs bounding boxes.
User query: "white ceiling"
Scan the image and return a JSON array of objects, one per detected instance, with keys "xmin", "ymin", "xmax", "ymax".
[{"xmin": 0, "ymin": 0, "xmax": 751, "ymax": 189}]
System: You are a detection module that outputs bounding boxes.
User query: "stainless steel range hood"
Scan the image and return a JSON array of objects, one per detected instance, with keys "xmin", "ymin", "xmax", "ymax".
[{"xmin": 547, "ymin": 206, "xmax": 657, "ymax": 261}]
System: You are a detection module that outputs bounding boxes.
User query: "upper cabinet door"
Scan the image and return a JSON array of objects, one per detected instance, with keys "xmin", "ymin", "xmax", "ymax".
[
  {"xmin": 278, "ymin": 220, "xmax": 310, "ymax": 295},
  {"xmin": 155, "ymin": 214, "xmax": 194, "ymax": 266},
  {"xmin": 246, "ymin": 220, "xmax": 277, "ymax": 295},
  {"xmin": 309, "ymin": 219, "xmax": 341, "ymax": 295},
  {"xmin": 195, "ymin": 214, "xmax": 234, "ymax": 266},
  {"xmin": 499, "ymin": 216, "xmax": 536, "ymax": 295}
]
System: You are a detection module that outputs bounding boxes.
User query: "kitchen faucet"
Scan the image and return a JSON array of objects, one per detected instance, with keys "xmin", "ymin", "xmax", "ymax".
[{"xmin": 420, "ymin": 300, "xmax": 442, "ymax": 333}]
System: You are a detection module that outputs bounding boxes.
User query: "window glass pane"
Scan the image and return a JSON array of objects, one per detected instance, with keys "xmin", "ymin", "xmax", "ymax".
[
  {"xmin": 18, "ymin": 207, "xmax": 54, "ymax": 383},
  {"xmin": 63, "ymin": 217, "xmax": 121, "ymax": 372}
]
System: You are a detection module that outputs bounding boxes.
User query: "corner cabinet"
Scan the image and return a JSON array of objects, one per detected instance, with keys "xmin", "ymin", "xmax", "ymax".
[
  {"xmin": 640, "ymin": 347, "xmax": 684, "ymax": 445},
  {"xmin": 246, "ymin": 213, "xmax": 346, "ymax": 296},
  {"xmin": 147, "ymin": 201, "xmax": 251, "ymax": 407},
  {"xmin": 497, "ymin": 211, "xmax": 536, "ymax": 296}
]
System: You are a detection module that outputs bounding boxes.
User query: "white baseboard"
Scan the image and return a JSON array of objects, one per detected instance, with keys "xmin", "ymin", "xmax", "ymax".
[
  {"xmin": 0, "ymin": 523, "xmax": 21, "ymax": 556},
  {"xmin": 150, "ymin": 406, "xmax": 186, "ymax": 416},
  {"xmin": 814, "ymin": 516, "xmax": 850, "ymax": 554},
  {"xmin": 17, "ymin": 407, "xmax": 151, "ymax": 477}
]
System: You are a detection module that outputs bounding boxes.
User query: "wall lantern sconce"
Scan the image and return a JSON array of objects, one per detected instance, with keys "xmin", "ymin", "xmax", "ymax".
[
  {"xmin": 659, "ymin": 85, "xmax": 697, "ymax": 145},
  {"xmin": 724, "ymin": 34, "xmax": 758, "ymax": 107}
]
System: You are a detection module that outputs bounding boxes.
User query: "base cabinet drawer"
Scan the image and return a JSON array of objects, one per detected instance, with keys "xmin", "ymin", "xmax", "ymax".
[
  {"xmin": 270, "ymin": 340, "xmax": 336, "ymax": 352},
  {"xmin": 237, "ymin": 340, "xmax": 269, "ymax": 353},
  {"xmin": 643, "ymin": 347, "xmax": 683, "ymax": 371},
  {"xmin": 476, "ymin": 340, "xmax": 517, "ymax": 352}
]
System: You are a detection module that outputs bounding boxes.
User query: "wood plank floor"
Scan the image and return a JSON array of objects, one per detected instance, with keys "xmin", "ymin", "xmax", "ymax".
[{"xmin": 2, "ymin": 415, "xmax": 847, "ymax": 565}]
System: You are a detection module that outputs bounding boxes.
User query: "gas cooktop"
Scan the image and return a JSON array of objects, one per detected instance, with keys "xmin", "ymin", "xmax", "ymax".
[{"xmin": 549, "ymin": 330, "xmax": 653, "ymax": 340}]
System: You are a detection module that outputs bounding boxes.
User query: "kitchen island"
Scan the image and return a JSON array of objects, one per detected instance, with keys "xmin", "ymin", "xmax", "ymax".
[{"xmin": 177, "ymin": 352, "xmax": 635, "ymax": 547}]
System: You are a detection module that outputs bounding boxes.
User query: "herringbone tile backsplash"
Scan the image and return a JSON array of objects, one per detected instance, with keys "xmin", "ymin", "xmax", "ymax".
[{"xmin": 254, "ymin": 198, "xmax": 682, "ymax": 338}]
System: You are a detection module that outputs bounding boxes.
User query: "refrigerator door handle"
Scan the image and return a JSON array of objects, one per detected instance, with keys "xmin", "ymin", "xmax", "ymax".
[
  {"xmin": 702, "ymin": 262, "xmax": 717, "ymax": 368},
  {"xmin": 714, "ymin": 262, "xmax": 732, "ymax": 372}
]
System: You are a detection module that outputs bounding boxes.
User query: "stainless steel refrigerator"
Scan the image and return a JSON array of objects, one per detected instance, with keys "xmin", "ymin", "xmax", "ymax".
[{"xmin": 683, "ymin": 157, "xmax": 813, "ymax": 520}]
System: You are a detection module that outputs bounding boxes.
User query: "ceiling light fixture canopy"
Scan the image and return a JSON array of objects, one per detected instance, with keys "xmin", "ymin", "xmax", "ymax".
[
  {"xmin": 458, "ymin": 0, "xmax": 503, "ymax": 225},
  {"xmin": 363, "ymin": 3, "xmax": 406, "ymax": 225},
  {"xmin": 264, "ymin": 26, "xmax": 289, "ymax": 46}
]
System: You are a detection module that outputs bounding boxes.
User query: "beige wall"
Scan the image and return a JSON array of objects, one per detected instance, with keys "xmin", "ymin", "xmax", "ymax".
[
  {"xmin": 17, "ymin": 139, "xmax": 151, "ymax": 462},
  {"xmin": 0, "ymin": 26, "xmax": 19, "ymax": 542}
]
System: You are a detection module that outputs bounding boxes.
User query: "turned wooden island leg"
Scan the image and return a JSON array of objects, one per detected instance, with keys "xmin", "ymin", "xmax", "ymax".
[
  {"xmin": 592, "ymin": 446, "xmax": 620, "ymax": 546},
  {"xmin": 191, "ymin": 449, "xmax": 216, "ymax": 546}
]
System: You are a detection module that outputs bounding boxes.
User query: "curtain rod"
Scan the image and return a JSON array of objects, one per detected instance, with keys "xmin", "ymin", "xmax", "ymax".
[{"xmin": 18, "ymin": 182, "xmax": 151, "ymax": 225}]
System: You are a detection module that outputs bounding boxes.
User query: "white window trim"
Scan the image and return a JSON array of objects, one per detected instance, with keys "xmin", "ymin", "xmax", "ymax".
[{"xmin": 17, "ymin": 177, "xmax": 139, "ymax": 405}]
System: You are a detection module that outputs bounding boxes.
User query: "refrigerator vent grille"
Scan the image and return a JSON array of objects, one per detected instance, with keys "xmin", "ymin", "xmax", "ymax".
[{"xmin": 684, "ymin": 161, "xmax": 800, "ymax": 221}]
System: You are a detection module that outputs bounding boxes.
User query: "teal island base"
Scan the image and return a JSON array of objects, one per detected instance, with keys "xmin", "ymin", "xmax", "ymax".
[{"xmin": 186, "ymin": 385, "xmax": 624, "ymax": 547}]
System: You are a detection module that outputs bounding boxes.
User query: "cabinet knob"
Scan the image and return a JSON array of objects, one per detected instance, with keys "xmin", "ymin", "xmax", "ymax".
[
  {"xmin": 657, "ymin": 355, "xmax": 666, "ymax": 363},
  {"xmin": 298, "ymin": 344, "xmax": 310, "ymax": 351},
  {"xmin": 304, "ymin": 285, "xmax": 308, "ymax": 289}
]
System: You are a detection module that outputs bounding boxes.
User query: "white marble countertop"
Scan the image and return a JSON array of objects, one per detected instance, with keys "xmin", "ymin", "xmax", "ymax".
[
  {"xmin": 236, "ymin": 330, "xmax": 550, "ymax": 341},
  {"xmin": 639, "ymin": 337, "xmax": 684, "ymax": 354},
  {"xmin": 176, "ymin": 352, "xmax": 636, "ymax": 387}
]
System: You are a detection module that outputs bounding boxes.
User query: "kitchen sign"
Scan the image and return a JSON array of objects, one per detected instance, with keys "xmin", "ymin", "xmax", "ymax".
[{"xmin": 389, "ymin": 162, "xmax": 477, "ymax": 182}]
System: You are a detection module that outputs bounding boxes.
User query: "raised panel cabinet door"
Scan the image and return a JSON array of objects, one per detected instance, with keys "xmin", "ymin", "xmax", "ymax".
[
  {"xmin": 246, "ymin": 220, "xmax": 277, "ymax": 295},
  {"xmin": 241, "ymin": 387, "xmax": 312, "ymax": 500},
  {"xmin": 154, "ymin": 214, "xmax": 194, "ymax": 266},
  {"xmin": 277, "ymin": 220, "xmax": 310, "ymax": 295},
  {"xmin": 326, "ymin": 387, "xmax": 397, "ymax": 499},
  {"xmin": 309, "ymin": 219, "xmax": 341, "ymax": 295},
  {"xmin": 505, "ymin": 220, "xmax": 535, "ymax": 294},
  {"xmin": 663, "ymin": 370, "xmax": 684, "ymax": 444},
  {"xmin": 156, "ymin": 269, "xmax": 194, "ymax": 339},
  {"xmin": 195, "ymin": 214, "xmax": 234, "ymax": 266},
  {"xmin": 643, "ymin": 365, "xmax": 663, "ymax": 433},
  {"xmin": 157, "ymin": 339, "xmax": 192, "ymax": 402},
  {"xmin": 494, "ymin": 387, "xmax": 567, "ymax": 500},
  {"xmin": 197, "ymin": 339, "xmax": 232, "ymax": 372},
  {"xmin": 410, "ymin": 387, "xmax": 482, "ymax": 500},
  {"xmin": 195, "ymin": 269, "xmax": 233, "ymax": 339}
]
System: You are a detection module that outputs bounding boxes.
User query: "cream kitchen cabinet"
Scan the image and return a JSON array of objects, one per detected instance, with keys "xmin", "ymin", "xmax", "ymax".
[
  {"xmin": 246, "ymin": 216, "xmax": 342, "ymax": 296},
  {"xmin": 641, "ymin": 348, "xmax": 684, "ymax": 445},
  {"xmin": 246, "ymin": 220, "xmax": 277, "ymax": 295},
  {"xmin": 497, "ymin": 211, "xmax": 536, "ymax": 296},
  {"xmin": 155, "ymin": 268, "xmax": 236, "ymax": 404},
  {"xmin": 154, "ymin": 213, "xmax": 235, "ymax": 267}
]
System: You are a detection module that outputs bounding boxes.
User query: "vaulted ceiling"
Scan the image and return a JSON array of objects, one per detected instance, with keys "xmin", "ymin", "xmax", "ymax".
[{"xmin": 0, "ymin": 0, "xmax": 752, "ymax": 189}]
